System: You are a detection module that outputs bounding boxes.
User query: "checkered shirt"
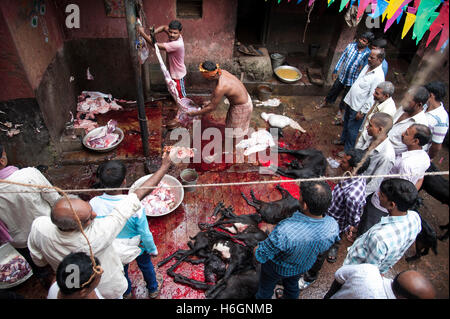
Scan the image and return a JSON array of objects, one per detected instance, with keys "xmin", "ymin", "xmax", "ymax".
[
  {"xmin": 327, "ymin": 176, "xmax": 367, "ymax": 233},
  {"xmin": 334, "ymin": 42, "xmax": 371, "ymax": 87},
  {"xmin": 343, "ymin": 211, "xmax": 422, "ymax": 274}
]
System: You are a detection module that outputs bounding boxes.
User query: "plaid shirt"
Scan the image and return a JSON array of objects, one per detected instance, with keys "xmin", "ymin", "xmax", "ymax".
[
  {"xmin": 327, "ymin": 177, "xmax": 366, "ymax": 233},
  {"xmin": 255, "ymin": 212, "xmax": 339, "ymax": 277},
  {"xmin": 334, "ymin": 42, "xmax": 371, "ymax": 87},
  {"xmin": 343, "ymin": 211, "xmax": 422, "ymax": 274}
]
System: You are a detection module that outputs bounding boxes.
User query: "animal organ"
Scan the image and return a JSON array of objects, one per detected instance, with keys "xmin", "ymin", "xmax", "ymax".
[{"xmin": 85, "ymin": 119, "xmax": 119, "ymax": 149}]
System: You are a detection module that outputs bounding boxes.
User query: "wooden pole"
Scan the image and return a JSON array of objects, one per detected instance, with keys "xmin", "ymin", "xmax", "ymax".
[{"xmin": 124, "ymin": 0, "xmax": 150, "ymax": 157}]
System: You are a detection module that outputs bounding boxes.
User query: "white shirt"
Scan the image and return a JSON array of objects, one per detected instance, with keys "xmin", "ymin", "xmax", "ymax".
[
  {"xmin": 344, "ymin": 64, "xmax": 385, "ymax": 114},
  {"xmin": 0, "ymin": 167, "xmax": 61, "ymax": 248},
  {"xmin": 424, "ymin": 102, "xmax": 449, "ymax": 151},
  {"xmin": 330, "ymin": 264, "xmax": 396, "ymax": 299},
  {"xmin": 357, "ymin": 97, "xmax": 397, "ymax": 145},
  {"xmin": 28, "ymin": 193, "xmax": 142, "ymax": 299},
  {"xmin": 47, "ymin": 281, "xmax": 104, "ymax": 299},
  {"xmin": 356, "ymin": 137, "xmax": 396, "ymax": 197},
  {"xmin": 388, "ymin": 107, "xmax": 429, "ymax": 156},
  {"xmin": 371, "ymin": 149, "xmax": 430, "ymax": 212}
]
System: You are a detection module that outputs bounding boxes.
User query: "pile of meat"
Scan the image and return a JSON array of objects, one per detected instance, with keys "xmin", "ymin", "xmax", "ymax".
[
  {"xmin": 0, "ymin": 256, "xmax": 31, "ymax": 284},
  {"xmin": 85, "ymin": 119, "xmax": 120, "ymax": 149},
  {"xmin": 141, "ymin": 181, "xmax": 176, "ymax": 216},
  {"xmin": 73, "ymin": 91, "xmax": 126, "ymax": 133}
]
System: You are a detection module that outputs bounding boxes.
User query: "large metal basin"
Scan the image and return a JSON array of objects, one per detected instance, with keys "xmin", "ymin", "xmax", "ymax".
[{"xmin": 274, "ymin": 65, "xmax": 302, "ymax": 84}]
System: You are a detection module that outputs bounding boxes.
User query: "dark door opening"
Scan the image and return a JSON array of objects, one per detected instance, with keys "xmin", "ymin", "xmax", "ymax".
[{"xmin": 235, "ymin": 0, "xmax": 270, "ymax": 45}]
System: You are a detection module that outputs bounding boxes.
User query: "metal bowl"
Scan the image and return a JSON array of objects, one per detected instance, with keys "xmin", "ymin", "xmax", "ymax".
[
  {"xmin": 82, "ymin": 126, "xmax": 124, "ymax": 152},
  {"xmin": 129, "ymin": 174, "xmax": 184, "ymax": 217},
  {"xmin": 0, "ymin": 243, "xmax": 33, "ymax": 289},
  {"xmin": 274, "ymin": 65, "xmax": 303, "ymax": 84}
]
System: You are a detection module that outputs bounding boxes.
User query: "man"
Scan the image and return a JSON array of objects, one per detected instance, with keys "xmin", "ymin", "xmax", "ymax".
[
  {"xmin": 315, "ymin": 31, "xmax": 374, "ymax": 124},
  {"xmin": 0, "ymin": 144, "xmax": 60, "ymax": 287},
  {"xmin": 324, "ymin": 264, "xmax": 436, "ymax": 299},
  {"xmin": 364, "ymin": 38, "xmax": 389, "ymax": 77},
  {"xmin": 189, "ymin": 61, "xmax": 253, "ymax": 148},
  {"xmin": 326, "ymin": 148, "xmax": 370, "ymax": 263},
  {"xmin": 28, "ymin": 153, "xmax": 172, "ymax": 299},
  {"xmin": 47, "ymin": 252, "xmax": 104, "ymax": 299},
  {"xmin": 423, "ymin": 81, "xmax": 449, "ymax": 160},
  {"xmin": 355, "ymin": 81, "xmax": 396, "ymax": 147},
  {"xmin": 344, "ymin": 178, "xmax": 422, "ymax": 274},
  {"xmin": 139, "ymin": 20, "xmax": 187, "ymax": 99},
  {"xmin": 89, "ymin": 160, "xmax": 161, "ymax": 299},
  {"xmin": 333, "ymin": 48, "xmax": 385, "ymax": 152},
  {"xmin": 356, "ymin": 112, "xmax": 395, "ymax": 197},
  {"xmin": 254, "ymin": 181, "xmax": 339, "ymax": 299},
  {"xmin": 357, "ymin": 124, "xmax": 431, "ymax": 237},
  {"xmin": 388, "ymin": 86, "xmax": 429, "ymax": 156}
]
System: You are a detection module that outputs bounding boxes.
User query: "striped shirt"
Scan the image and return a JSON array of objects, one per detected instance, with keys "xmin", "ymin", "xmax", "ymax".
[
  {"xmin": 343, "ymin": 211, "xmax": 422, "ymax": 274},
  {"xmin": 424, "ymin": 103, "xmax": 449, "ymax": 151},
  {"xmin": 255, "ymin": 212, "xmax": 339, "ymax": 277},
  {"xmin": 327, "ymin": 177, "xmax": 367, "ymax": 233},
  {"xmin": 334, "ymin": 42, "xmax": 371, "ymax": 87}
]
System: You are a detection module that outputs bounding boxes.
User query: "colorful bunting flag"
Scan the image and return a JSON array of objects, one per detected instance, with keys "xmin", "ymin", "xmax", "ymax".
[
  {"xmin": 384, "ymin": 0, "xmax": 411, "ymax": 32},
  {"xmin": 328, "ymin": 0, "xmax": 336, "ymax": 6},
  {"xmin": 426, "ymin": 0, "xmax": 449, "ymax": 50},
  {"xmin": 357, "ymin": 0, "xmax": 374, "ymax": 19},
  {"xmin": 369, "ymin": 0, "xmax": 389, "ymax": 18},
  {"xmin": 401, "ymin": 11, "xmax": 416, "ymax": 38},
  {"xmin": 412, "ymin": 0, "xmax": 441, "ymax": 44},
  {"xmin": 339, "ymin": 0, "xmax": 351, "ymax": 11}
]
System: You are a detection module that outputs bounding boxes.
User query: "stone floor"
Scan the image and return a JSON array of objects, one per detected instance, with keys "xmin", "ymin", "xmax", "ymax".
[{"xmin": 3, "ymin": 93, "xmax": 449, "ymax": 300}]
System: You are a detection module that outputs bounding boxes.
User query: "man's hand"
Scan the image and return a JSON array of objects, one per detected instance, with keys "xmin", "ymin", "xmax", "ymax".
[
  {"xmin": 355, "ymin": 112, "xmax": 365, "ymax": 121},
  {"xmin": 332, "ymin": 73, "xmax": 338, "ymax": 81},
  {"xmin": 161, "ymin": 151, "xmax": 172, "ymax": 168}
]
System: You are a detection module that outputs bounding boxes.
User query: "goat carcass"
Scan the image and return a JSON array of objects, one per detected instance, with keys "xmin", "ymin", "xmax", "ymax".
[
  {"xmin": 261, "ymin": 112, "xmax": 306, "ymax": 134},
  {"xmin": 273, "ymin": 147, "xmax": 327, "ymax": 179},
  {"xmin": 241, "ymin": 184, "xmax": 300, "ymax": 224}
]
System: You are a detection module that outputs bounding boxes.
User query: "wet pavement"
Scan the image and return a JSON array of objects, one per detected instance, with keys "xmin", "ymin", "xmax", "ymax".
[{"xmin": 5, "ymin": 94, "xmax": 449, "ymax": 299}]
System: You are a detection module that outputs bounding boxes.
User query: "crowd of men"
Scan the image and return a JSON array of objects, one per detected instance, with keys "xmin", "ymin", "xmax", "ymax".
[{"xmin": 0, "ymin": 24, "xmax": 448, "ymax": 300}]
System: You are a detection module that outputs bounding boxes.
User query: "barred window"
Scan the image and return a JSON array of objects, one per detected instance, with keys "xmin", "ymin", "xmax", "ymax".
[{"xmin": 176, "ymin": 0, "xmax": 202, "ymax": 19}]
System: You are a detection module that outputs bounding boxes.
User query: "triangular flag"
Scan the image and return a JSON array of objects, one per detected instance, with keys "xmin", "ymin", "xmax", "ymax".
[
  {"xmin": 384, "ymin": 0, "xmax": 412, "ymax": 32},
  {"xmin": 340, "ymin": 0, "xmax": 351, "ymax": 11},
  {"xmin": 370, "ymin": 0, "xmax": 377, "ymax": 14},
  {"xmin": 297, "ymin": 0, "xmax": 303, "ymax": 4},
  {"xmin": 328, "ymin": 0, "xmax": 336, "ymax": 6},
  {"xmin": 426, "ymin": 1, "xmax": 449, "ymax": 51},
  {"xmin": 396, "ymin": 7, "xmax": 404, "ymax": 23},
  {"xmin": 357, "ymin": 0, "xmax": 372, "ymax": 19},
  {"xmin": 370, "ymin": 0, "xmax": 389, "ymax": 18},
  {"xmin": 382, "ymin": 0, "xmax": 391, "ymax": 22},
  {"xmin": 308, "ymin": 0, "xmax": 315, "ymax": 7},
  {"xmin": 412, "ymin": 0, "xmax": 441, "ymax": 44},
  {"xmin": 401, "ymin": 12, "xmax": 416, "ymax": 38}
]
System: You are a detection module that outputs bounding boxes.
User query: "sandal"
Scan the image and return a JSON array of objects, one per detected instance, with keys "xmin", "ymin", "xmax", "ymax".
[
  {"xmin": 332, "ymin": 139, "xmax": 344, "ymax": 146},
  {"xmin": 327, "ymin": 245, "xmax": 339, "ymax": 263},
  {"xmin": 275, "ymin": 288, "xmax": 284, "ymax": 299}
]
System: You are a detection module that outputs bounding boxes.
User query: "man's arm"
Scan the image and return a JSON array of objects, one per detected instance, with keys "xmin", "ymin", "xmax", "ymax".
[
  {"xmin": 138, "ymin": 26, "xmax": 167, "ymax": 51},
  {"xmin": 134, "ymin": 152, "xmax": 172, "ymax": 200},
  {"xmin": 188, "ymin": 86, "xmax": 224, "ymax": 116},
  {"xmin": 333, "ymin": 44, "xmax": 350, "ymax": 76},
  {"xmin": 428, "ymin": 142, "xmax": 442, "ymax": 160}
]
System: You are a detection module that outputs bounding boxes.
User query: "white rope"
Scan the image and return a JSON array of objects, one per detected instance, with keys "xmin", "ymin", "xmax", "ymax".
[{"xmin": 0, "ymin": 170, "xmax": 448, "ymax": 194}]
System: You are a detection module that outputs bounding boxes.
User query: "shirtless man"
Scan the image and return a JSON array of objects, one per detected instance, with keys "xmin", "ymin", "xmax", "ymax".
[{"xmin": 188, "ymin": 61, "xmax": 253, "ymax": 140}]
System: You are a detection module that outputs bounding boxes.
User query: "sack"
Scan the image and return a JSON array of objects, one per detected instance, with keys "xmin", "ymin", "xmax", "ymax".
[{"xmin": 137, "ymin": 36, "xmax": 149, "ymax": 65}]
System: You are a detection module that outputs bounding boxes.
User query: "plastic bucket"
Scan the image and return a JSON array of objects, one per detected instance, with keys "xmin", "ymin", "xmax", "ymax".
[
  {"xmin": 180, "ymin": 169, "xmax": 198, "ymax": 192},
  {"xmin": 257, "ymin": 85, "xmax": 273, "ymax": 101},
  {"xmin": 270, "ymin": 53, "xmax": 286, "ymax": 70}
]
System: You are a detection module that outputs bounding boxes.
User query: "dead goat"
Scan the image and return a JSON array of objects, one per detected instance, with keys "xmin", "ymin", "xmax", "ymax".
[
  {"xmin": 241, "ymin": 184, "xmax": 300, "ymax": 224},
  {"xmin": 211, "ymin": 264, "xmax": 260, "ymax": 299},
  {"xmin": 406, "ymin": 200, "xmax": 438, "ymax": 262},
  {"xmin": 421, "ymin": 163, "xmax": 449, "ymax": 241},
  {"xmin": 273, "ymin": 147, "xmax": 327, "ymax": 178}
]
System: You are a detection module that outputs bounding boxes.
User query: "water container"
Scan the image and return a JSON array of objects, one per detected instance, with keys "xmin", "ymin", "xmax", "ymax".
[{"xmin": 270, "ymin": 53, "xmax": 286, "ymax": 70}]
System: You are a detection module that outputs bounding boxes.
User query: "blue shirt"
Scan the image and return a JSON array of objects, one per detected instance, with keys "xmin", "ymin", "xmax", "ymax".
[
  {"xmin": 334, "ymin": 42, "xmax": 371, "ymax": 87},
  {"xmin": 255, "ymin": 211, "xmax": 340, "ymax": 277},
  {"xmin": 89, "ymin": 194, "xmax": 157, "ymax": 255}
]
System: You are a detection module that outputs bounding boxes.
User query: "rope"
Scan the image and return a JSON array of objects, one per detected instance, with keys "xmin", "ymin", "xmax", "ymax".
[{"xmin": 1, "ymin": 170, "xmax": 447, "ymax": 194}]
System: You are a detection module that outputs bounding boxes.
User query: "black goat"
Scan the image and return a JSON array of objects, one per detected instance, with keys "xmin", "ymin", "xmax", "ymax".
[
  {"xmin": 421, "ymin": 163, "xmax": 449, "ymax": 241},
  {"xmin": 212, "ymin": 264, "xmax": 260, "ymax": 299},
  {"xmin": 241, "ymin": 184, "xmax": 300, "ymax": 224},
  {"xmin": 406, "ymin": 200, "xmax": 438, "ymax": 262},
  {"xmin": 273, "ymin": 147, "xmax": 327, "ymax": 178}
]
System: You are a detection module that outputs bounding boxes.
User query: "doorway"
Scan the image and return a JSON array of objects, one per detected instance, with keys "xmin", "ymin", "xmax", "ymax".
[{"xmin": 235, "ymin": 0, "xmax": 270, "ymax": 46}]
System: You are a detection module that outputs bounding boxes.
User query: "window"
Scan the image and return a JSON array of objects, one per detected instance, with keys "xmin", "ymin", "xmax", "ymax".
[{"xmin": 176, "ymin": 0, "xmax": 202, "ymax": 19}]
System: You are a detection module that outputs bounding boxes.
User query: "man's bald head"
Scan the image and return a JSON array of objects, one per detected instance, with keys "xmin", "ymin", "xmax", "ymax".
[
  {"xmin": 393, "ymin": 270, "xmax": 436, "ymax": 299},
  {"xmin": 51, "ymin": 197, "xmax": 95, "ymax": 231}
]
